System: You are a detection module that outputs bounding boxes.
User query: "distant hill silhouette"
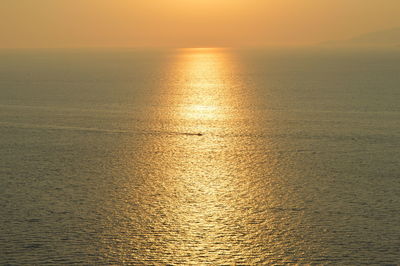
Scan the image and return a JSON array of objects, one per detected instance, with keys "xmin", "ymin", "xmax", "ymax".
[{"xmin": 322, "ymin": 27, "xmax": 400, "ymax": 46}]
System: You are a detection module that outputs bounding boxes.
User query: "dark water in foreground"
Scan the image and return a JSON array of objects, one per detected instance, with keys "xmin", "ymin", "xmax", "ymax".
[{"xmin": 0, "ymin": 48, "xmax": 399, "ymax": 264}]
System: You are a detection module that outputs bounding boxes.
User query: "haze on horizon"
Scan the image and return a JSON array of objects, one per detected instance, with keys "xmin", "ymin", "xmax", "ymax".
[{"xmin": 1, "ymin": 0, "xmax": 400, "ymax": 48}]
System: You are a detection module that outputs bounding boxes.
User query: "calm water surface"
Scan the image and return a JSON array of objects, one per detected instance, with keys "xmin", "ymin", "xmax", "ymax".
[{"xmin": 0, "ymin": 48, "xmax": 399, "ymax": 264}]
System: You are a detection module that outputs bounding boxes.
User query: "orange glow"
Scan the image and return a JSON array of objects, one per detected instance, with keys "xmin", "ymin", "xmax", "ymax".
[{"xmin": 1, "ymin": 1, "xmax": 400, "ymax": 48}]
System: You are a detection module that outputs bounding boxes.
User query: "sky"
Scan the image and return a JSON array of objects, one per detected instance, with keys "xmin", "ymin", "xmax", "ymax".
[{"xmin": 1, "ymin": 0, "xmax": 400, "ymax": 48}]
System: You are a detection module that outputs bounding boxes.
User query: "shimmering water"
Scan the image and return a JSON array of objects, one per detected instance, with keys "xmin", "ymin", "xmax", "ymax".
[{"xmin": 0, "ymin": 47, "xmax": 399, "ymax": 264}]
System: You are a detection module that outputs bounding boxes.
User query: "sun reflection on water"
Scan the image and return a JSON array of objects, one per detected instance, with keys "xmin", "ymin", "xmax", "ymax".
[
  {"xmin": 165, "ymin": 48, "xmax": 244, "ymax": 126},
  {"xmin": 153, "ymin": 48, "xmax": 263, "ymax": 263},
  {"xmin": 105, "ymin": 48, "xmax": 277, "ymax": 264}
]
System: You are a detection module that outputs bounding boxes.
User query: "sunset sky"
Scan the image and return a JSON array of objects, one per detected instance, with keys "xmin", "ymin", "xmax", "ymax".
[{"xmin": 1, "ymin": 0, "xmax": 400, "ymax": 48}]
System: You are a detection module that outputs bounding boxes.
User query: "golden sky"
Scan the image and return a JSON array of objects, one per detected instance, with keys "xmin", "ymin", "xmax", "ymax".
[{"xmin": 1, "ymin": 0, "xmax": 400, "ymax": 48}]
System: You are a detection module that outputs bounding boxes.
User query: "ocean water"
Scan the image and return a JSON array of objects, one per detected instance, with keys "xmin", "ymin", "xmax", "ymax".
[{"xmin": 0, "ymin": 47, "xmax": 399, "ymax": 264}]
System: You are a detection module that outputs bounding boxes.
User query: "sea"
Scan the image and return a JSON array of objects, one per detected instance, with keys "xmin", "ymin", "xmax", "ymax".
[{"xmin": 0, "ymin": 47, "xmax": 399, "ymax": 264}]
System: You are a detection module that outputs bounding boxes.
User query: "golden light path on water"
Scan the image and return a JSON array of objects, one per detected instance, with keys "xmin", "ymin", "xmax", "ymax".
[
  {"xmin": 159, "ymin": 48, "xmax": 259, "ymax": 262},
  {"xmin": 103, "ymin": 48, "xmax": 303, "ymax": 264},
  {"xmin": 173, "ymin": 48, "xmax": 236, "ymax": 123}
]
